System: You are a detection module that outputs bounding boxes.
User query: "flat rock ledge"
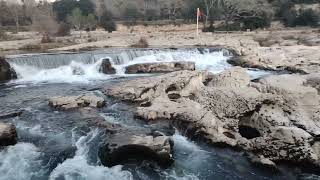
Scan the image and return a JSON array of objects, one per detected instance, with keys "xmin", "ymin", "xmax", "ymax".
[
  {"xmin": 49, "ymin": 95, "xmax": 105, "ymax": 110},
  {"xmin": 104, "ymin": 67, "xmax": 320, "ymax": 170},
  {"xmin": 0, "ymin": 123, "xmax": 17, "ymax": 146},
  {"xmin": 99, "ymin": 131, "xmax": 174, "ymax": 167},
  {"xmin": 125, "ymin": 61, "xmax": 195, "ymax": 74}
]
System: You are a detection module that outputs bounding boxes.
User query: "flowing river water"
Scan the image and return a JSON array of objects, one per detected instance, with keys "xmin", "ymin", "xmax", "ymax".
[{"xmin": 0, "ymin": 48, "xmax": 316, "ymax": 180}]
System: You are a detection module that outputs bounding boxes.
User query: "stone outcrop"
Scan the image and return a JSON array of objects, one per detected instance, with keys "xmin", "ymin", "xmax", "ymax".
[
  {"xmin": 104, "ymin": 68, "xmax": 320, "ymax": 169},
  {"xmin": 99, "ymin": 131, "xmax": 174, "ymax": 167},
  {"xmin": 0, "ymin": 57, "xmax": 17, "ymax": 81},
  {"xmin": 0, "ymin": 123, "xmax": 17, "ymax": 146},
  {"xmin": 49, "ymin": 95, "xmax": 105, "ymax": 110},
  {"xmin": 99, "ymin": 58, "xmax": 116, "ymax": 74},
  {"xmin": 125, "ymin": 61, "xmax": 195, "ymax": 74}
]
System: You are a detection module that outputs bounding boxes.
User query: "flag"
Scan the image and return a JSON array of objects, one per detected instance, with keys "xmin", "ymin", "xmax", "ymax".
[{"xmin": 197, "ymin": 8, "xmax": 206, "ymax": 19}]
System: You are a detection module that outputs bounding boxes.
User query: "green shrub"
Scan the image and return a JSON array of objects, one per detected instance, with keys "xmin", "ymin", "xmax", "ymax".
[
  {"xmin": 295, "ymin": 9, "xmax": 319, "ymax": 27},
  {"xmin": 215, "ymin": 22, "xmax": 242, "ymax": 31},
  {"xmin": 240, "ymin": 11, "xmax": 272, "ymax": 30},
  {"xmin": 100, "ymin": 11, "xmax": 116, "ymax": 33}
]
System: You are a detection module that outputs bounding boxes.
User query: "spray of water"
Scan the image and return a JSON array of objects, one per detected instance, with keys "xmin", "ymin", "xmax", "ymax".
[
  {"xmin": 49, "ymin": 129, "xmax": 133, "ymax": 180},
  {"xmin": 0, "ymin": 143, "xmax": 45, "ymax": 180},
  {"xmin": 9, "ymin": 49, "xmax": 231, "ymax": 84}
]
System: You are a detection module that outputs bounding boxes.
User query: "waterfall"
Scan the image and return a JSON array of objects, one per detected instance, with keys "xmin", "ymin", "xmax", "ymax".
[{"xmin": 6, "ymin": 48, "xmax": 233, "ymax": 84}]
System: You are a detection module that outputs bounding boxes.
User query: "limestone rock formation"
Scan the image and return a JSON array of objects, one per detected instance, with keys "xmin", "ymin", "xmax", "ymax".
[
  {"xmin": 0, "ymin": 57, "xmax": 17, "ymax": 81},
  {"xmin": 99, "ymin": 131, "xmax": 174, "ymax": 167},
  {"xmin": 125, "ymin": 61, "xmax": 195, "ymax": 74},
  {"xmin": 49, "ymin": 95, "xmax": 105, "ymax": 110},
  {"xmin": 105, "ymin": 68, "xmax": 320, "ymax": 169},
  {"xmin": 0, "ymin": 123, "xmax": 17, "ymax": 146},
  {"xmin": 99, "ymin": 58, "xmax": 116, "ymax": 74}
]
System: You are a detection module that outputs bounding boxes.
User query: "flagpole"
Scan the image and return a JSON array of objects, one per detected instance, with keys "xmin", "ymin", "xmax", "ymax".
[{"xmin": 196, "ymin": 8, "xmax": 199, "ymax": 36}]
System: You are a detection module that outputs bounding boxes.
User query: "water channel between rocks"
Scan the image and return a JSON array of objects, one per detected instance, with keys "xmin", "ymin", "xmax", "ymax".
[{"xmin": 0, "ymin": 48, "xmax": 316, "ymax": 180}]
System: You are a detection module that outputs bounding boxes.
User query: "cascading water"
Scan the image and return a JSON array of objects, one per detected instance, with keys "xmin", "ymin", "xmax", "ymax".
[
  {"xmin": 1, "ymin": 48, "xmax": 310, "ymax": 180},
  {"xmin": 48, "ymin": 129, "xmax": 133, "ymax": 180},
  {"xmin": 7, "ymin": 48, "xmax": 233, "ymax": 84}
]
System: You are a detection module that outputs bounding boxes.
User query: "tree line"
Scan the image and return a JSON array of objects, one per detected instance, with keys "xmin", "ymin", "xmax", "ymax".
[{"xmin": 0, "ymin": 0, "xmax": 319, "ymax": 39}]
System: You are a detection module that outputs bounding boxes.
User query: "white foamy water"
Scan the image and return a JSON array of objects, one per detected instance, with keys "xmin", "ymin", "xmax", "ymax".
[
  {"xmin": 114, "ymin": 50, "xmax": 231, "ymax": 75},
  {"xmin": 0, "ymin": 143, "xmax": 44, "ymax": 180},
  {"xmin": 8, "ymin": 49, "xmax": 273, "ymax": 85},
  {"xmin": 11, "ymin": 60, "xmax": 110, "ymax": 84},
  {"xmin": 9, "ymin": 49, "xmax": 232, "ymax": 84},
  {"xmin": 49, "ymin": 130, "xmax": 133, "ymax": 180}
]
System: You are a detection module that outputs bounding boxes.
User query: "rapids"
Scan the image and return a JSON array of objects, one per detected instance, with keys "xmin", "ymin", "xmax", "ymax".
[{"xmin": 0, "ymin": 48, "xmax": 315, "ymax": 180}]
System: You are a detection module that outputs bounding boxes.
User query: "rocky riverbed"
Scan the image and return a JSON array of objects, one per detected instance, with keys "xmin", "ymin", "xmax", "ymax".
[
  {"xmin": 0, "ymin": 48, "xmax": 319, "ymax": 179},
  {"xmin": 105, "ymin": 67, "xmax": 320, "ymax": 171}
]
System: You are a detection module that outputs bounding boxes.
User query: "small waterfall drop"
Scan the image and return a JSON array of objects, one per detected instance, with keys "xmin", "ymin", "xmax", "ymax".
[
  {"xmin": 49, "ymin": 129, "xmax": 133, "ymax": 180},
  {"xmin": 7, "ymin": 48, "xmax": 233, "ymax": 84}
]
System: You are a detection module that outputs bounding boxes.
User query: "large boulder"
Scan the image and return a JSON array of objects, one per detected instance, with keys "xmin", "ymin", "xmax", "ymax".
[
  {"xmin": 0, "ymin": 57, "xmax": 17, "ymax": 81},
  {"xmin": 99, "ymin": 58, "xmax": 116, "ymax": 74},
  {"xmin": 49, "ymin": 95, "xmax": 105, "ymax": 110},
  {"xmin": 99, "ymin": 132, "xmax": 174, "ymax": 167},
  {"xmin": 105, "ymin": 68, "xmax": 320, "ymax": 169},
  {"xmin": 125, "ymin": 61, "xmax": 195, "ymax": 74},
  {"xmin": 0, "ymin": 123, "xmax": 17, "ymax": 146}
]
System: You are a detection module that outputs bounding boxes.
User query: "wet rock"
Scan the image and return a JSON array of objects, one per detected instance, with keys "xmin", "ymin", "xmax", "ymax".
[
  {"xmin": 0, "ymin": 109, "xmax": 23, "ymax": 119},
  {"xmin": 249, "ymin": 155, "xmax": 277, "ymax": 169},
  {"xmin": 125, "ymin": 61, "xmax": 195, "ymax": 74},
  {"xmin": 99, "ymin": 132, "xmax": 174, "ymax": 167},
  {"xmin": 99, "ymin": 58, "xmax": 116, "ymax": 74},
  {"xmin": 0, "ymin": 123, "xmax": 17, "ymax": 146},
  {"xmin": 0, "ymin": 57, "xmax": 17, "ymax": 81},
  {"xmin": 48, "ymin": 95, "xmax": 105, "ymax": 110},
  {"xmin": 105, "ymin": 68, "xmax": 320, "ymax": 170}
]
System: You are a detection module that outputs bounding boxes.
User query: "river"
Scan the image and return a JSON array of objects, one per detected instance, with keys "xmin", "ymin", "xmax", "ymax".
[{"xmin": 0, "ymin": 48, "xmax": 315, "ymax": 180}]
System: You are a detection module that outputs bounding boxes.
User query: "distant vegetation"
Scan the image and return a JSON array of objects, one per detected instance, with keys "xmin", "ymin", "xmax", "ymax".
[{"xmin": 0, "ymin": 0, "xmax": 319, "ymax": 39}]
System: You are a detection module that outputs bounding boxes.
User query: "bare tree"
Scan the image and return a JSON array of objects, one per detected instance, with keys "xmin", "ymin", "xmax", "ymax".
[
  {"xmin": 94, "ymin": 0, "xmax": 106, "ymax": 22},
  {"xmin": 7, "ymin": 0, "xmax": 22, "ymax": 33},
  {"xmin": 32, "ymin": 0, "xmax": 58, "ymax": 43},
  {"xmin": 22, "ymin": 0, "xmax": 37, "ymax": 19},
  {"xmin": 84, "ymin": 13, "xmax": 97, "ymax": 31},
  {"xmin": 0, "ymin": 1, "xmax": 11, "ymax": 27},
  {"xmin": 67, "ymin": 8, "xmax": 84, "ymax": 32}
]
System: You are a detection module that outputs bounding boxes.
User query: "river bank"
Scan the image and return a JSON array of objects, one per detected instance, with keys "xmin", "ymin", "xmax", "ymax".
[
  {"xmin": 0, "ymin": 24, "xmax": 319, "ymax": 179},
  {"xmin": 2, "ymin": 47, "xmax": 311, "ymax": 179},
  {"xmin": 1, "ymin": 24, "xmax": 319, "ymax": 74}
]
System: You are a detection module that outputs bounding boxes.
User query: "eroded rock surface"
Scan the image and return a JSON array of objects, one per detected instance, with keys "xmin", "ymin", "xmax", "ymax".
[
  {"xmin": 0, "ymin": 123, "xmax": 17, "ymax": 146},
  {"xmin": 104, "ymin": 67, "xmax": 320, "ymax": 169},
  {"xmin": 49, "ymin": 95, "xmax": 105, "ymax": 110},
  {"xmin": 99, "ymin": 130, "xmax": 174, "ymax": 167},
  {"xmin": 125, "ymin": 61, "xmax": 195, "ymax": 74},
  {"xmin": 0, "ymin": 57, "xmax": 17, "ymax": 81}
]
